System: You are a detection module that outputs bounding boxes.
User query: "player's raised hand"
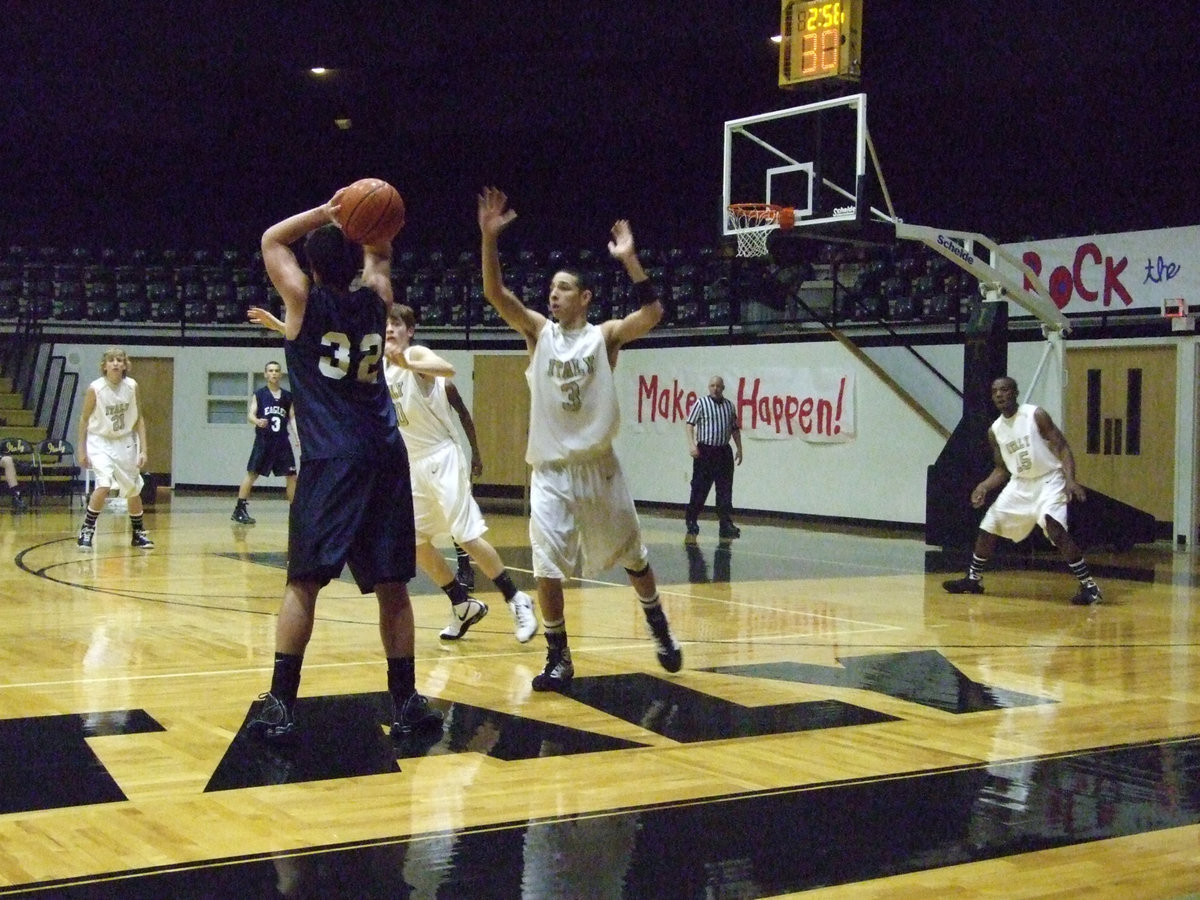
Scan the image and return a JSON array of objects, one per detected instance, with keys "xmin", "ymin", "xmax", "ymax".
[
  {"xmin": 477, "ymin": 187, "xmax": 518, "ymax": 238},
  {"xmin": 608, "ymin": 219, "xmax": 635, "ymax": 261},
  {"xmin": 247, "ymin": 306, "xmax": 285, "ymax": 334}
]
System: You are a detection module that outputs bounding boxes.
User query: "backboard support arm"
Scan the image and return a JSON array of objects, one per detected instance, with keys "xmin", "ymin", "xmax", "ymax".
[{"xmin": 892, "ymin": 222, "xmax": 1069, "ymax": 334}]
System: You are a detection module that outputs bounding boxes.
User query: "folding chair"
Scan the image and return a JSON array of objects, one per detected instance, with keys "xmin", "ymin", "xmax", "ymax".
[
  {"xmin": 35, "ymin": 439, "xmax": 82, "ymax": 508},
  {"xmin": 1, "ymin": 437, "xmax": 37, "ymax": 505}
]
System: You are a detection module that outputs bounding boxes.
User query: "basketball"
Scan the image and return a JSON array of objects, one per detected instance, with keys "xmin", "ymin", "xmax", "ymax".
[{"xmin": 334, "ymin": 178, "xmax": 406, "ymax": 244}]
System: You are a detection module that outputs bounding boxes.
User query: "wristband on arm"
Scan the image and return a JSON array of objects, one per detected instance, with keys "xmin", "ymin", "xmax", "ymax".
[{"xmin": 632, "ymin": 278, "xmax": 656, "ymax": 305}]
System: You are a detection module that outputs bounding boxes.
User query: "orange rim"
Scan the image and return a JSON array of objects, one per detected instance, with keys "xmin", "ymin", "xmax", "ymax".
[{"xmin": 727, "ymin": 203, "xmax": 783, "ymax": 225}]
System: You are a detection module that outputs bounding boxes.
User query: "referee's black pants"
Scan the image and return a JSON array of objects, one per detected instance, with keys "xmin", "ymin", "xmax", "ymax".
[{"xmin": 685, "ymin": 443, "xmax": 735, "ymax": 530}]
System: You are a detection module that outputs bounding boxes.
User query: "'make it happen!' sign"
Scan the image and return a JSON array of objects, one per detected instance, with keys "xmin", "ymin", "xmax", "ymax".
[{"xmin": 627, "ymin": 369, "xmax": 855, "ymax": 443}]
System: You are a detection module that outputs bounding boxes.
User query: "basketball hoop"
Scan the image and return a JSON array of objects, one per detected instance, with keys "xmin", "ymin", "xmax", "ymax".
[{"xmin": 726, "ymin": 203, "xmax": 793, "ymax": 258}]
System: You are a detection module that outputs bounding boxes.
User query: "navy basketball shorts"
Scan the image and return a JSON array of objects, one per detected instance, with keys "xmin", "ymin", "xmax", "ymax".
[
  {"xmin": 287, "ymin": 449, "xmax": 416, "ymax": 592},
  {"xmin": 247, "ymin": 438, "xmax": 297, "ymax": 477}
]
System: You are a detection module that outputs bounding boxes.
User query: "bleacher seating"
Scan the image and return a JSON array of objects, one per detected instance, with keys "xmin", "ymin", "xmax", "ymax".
[
  {"xmin": 181, "ymin": 280, "xmax": 211, "ymax": 324},
  {"xmin": 148, "ymin": 280, "xmax": 182, "ymax": 322},
  {"xmin": 53, "ymin": 278, "xmax": 86, "ymax": 320},
  {"xmin": 0, "ymin": 232, "xmax": 995, "ymax": 331},
  {"xmin": 0, "ymin": 264, "xmax": 20, "ymax": 318},
  {"xmin": 84, "ymin": 279, "xmax": 119, "ymax": 321},
  {"xmin": 20, "ymin": 264, "xmax": 54, "ymax": 319},
  {"xmin": 209, "ymin": 279, "xmax": 241, "ymax": 323},
  {"xmin": 117, "ymin": 282, "xmax": 150, "ymax": 321}
]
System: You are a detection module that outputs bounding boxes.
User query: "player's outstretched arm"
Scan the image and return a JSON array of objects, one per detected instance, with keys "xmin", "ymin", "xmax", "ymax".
[
  {"xmin": 477, "ymin": 187, "xmax": 545, "ymax": 347},
  {"xmin": 361, "ymin": 235, "xmax": 394, "ymax": 307},
  {"xmin": 393, "ymin": 344, "xmax": 456, "ymax": 378},
  {"xmin": 247, "ymin": 306, "xmax": 286, "ymax": 335},
  {"xmin": 603, "ymin": 219, "xmax": 662, "ymax": 352}
]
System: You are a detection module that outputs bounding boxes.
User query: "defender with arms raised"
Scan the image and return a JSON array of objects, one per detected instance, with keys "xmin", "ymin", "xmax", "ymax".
[{"xmin": 477, "ymin": 186, "xmax": 682, "ymax": 693}]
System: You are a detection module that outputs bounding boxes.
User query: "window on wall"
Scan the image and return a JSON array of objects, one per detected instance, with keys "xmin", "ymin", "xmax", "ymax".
[{"xmin": 207, "ymin": 372, "xmax": 251, "ymax": 424}]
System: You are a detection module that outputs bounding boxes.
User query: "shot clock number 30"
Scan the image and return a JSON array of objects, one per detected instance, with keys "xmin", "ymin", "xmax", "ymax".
[{"xmin": 779, "ymin": 0, "xmax": 862, "ymax": 87}]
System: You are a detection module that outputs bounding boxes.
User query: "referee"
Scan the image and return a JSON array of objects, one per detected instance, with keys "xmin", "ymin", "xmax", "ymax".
[{"xmin": 684, "ymin": 376, "xmax": 743, "ymax": 539}]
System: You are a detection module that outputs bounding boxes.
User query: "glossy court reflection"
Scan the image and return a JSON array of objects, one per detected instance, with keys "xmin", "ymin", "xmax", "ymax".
[{"xmin": 3, "ymin": 499, "xmax": 1200, "ymax": 897}]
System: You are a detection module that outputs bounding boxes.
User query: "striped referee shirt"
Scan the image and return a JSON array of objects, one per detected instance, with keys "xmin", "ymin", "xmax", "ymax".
[{"xmin": 686, "ymin": 394, "xmax": 739, "ymax": 447}]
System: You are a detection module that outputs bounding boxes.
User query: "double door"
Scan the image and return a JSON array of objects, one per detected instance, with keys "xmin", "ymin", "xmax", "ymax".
[{"xmin": 1064, "ymin": 346, "xmax": 1174, "ymax": 522}]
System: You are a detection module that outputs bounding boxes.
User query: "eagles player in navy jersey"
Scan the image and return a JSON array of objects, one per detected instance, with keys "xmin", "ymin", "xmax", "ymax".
[
  {"xmin": 232, "ymin": 360, "xmax": 296, "ymax": 525},
  {"xmin": 247, "ymin": 190, "xmax": 442, "ymax": 741}
]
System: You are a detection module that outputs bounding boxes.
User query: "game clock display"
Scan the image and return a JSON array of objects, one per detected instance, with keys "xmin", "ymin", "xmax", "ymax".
[{"xmin": 779, "ymin": 0, "xmax": 862, "ymax": 87}]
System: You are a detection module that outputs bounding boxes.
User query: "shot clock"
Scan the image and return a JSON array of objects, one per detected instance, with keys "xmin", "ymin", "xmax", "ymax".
[{"xmin": 779, "ymin": 0, "xmax": 862, "ymax": 87}]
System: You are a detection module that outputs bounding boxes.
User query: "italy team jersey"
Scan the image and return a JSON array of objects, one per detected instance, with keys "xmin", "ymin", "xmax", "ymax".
[
  {"xmin": 87, "ymin": 375, "xmax": 139, "ymax": 439},
  {"xmin": 384, "ymin": 359, "xmax": 459, "ymax": 459},
  {"xmin": 526, "ymin": 320, "xmax": 618, "ymax": 466},
  {"xmin": 991, "ymin": 403, "xmax": 1062, "ymax": 480}
]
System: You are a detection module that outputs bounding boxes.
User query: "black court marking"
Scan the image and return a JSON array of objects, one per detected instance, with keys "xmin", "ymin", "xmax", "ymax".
[
  {"xmin": 209, "ymin": 692, "xmax": 402, "ymax": 790},
  {"xmin": 207, "ymin": 692, "xmax": 646, "ymax": 791},
  {"xmin": 400, "ymin": 696, "xmax": 647, "ymax": 762},
  {"xmin": 568, "ymin": 672, "xmax": 897, "ymax": 741},
  {"xmin": 215, "ymin": 549, "xmax": 289, "ymax": 570},
  {"xmin": 0, "ymin": 710, "xmax": 165, "ymax": 814},
  {"xmin": 706, "ymin": 649, "xmax": 1051, "ymax": 714},
  {"xmin": 13, "ymin": 734, "xmax": 1200, "ymax": 898}
]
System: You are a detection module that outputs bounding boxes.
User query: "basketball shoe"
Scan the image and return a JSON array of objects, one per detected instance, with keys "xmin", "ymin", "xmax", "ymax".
[
  {"xmin": 942, "ymin": 577, "xmax": 984, "ymax": 594},
  {"xmin": 440, "ymin": 598, "xmax": 488, "ymax": 640},
  {"xmin": 248, "ymin": 692, "xmax": 296, "ymax": 741},
  {"xmin": 532, "ymin": 645, "xmax": 574, "ymax": 693},
  {"xmin": 391, "ymin": 693, "xmax": 444, "ymax": 736},
  {"xmin": 645, "ymin": 609, "xmax": 683, "ymax": 673},
  {"xmin": 507, "ymin": 591, "xmax": 539, "ymax": 643}
]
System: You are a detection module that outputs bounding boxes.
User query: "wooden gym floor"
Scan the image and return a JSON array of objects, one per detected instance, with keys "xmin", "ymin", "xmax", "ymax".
[{"xmin": 2, "ymin": 494, "xmax": 1200, "ymax": 898}]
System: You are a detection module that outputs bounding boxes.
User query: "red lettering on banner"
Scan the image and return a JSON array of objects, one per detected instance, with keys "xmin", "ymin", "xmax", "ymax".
[
  {"xmin": 1022, "ymin": 242, "xmax": 1133, "ymax": 310},
  {"xmin": 798, "ymin": 396, "xmax": 813, "ymax": 433},
  {"xmin": 672, "ymin": 385, "xmax": 690, "ymax": 419},
  {"xmin": 637, "ymin": 374, "xmax": 659, "ymax": 423},
  {"xmin": 1048, "ymin": 266, "xmax": 1073, "ymax": 309},
  {"xmin": 738, "ymin": 378, "xmax": 758, "ymax": 428},
  {"xmin": 736, "ymin": 375, "xmax": 846, "ymax": 436},
  {"xmin": 1073, "ymin": 244, "xmax": 1101, "ymax": 303},
  {"xmin": 1105, "ymin": 255, "xmax": 1133, "ymax": 306},
  {"xmin": 635, "ymin": 374, "xmax": 700, "ymax": 423}
]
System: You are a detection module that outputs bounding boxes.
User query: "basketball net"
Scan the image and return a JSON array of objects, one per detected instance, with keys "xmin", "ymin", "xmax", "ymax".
[{"xmin": 726, "ymin": 204, "xmax": 789, "ymax": 258}]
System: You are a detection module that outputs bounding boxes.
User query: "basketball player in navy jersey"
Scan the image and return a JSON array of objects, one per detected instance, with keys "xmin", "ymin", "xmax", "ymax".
[
  {"xmin": 247, "ymin": 190, "xmax": 442, "ymax": 740},
  {"xmin": 232, "ymin": 360, "xmax": 296, "ymax": 524}
]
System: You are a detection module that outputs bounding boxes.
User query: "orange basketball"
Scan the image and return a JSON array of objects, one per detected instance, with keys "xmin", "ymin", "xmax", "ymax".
[{"xmin": 334, "ymin": 178, "xmax": 406, "ymax": 244}]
